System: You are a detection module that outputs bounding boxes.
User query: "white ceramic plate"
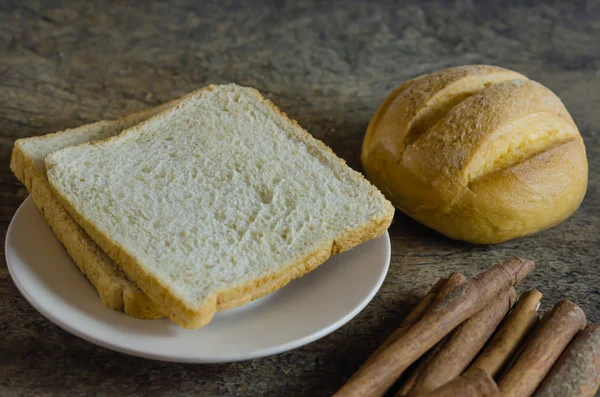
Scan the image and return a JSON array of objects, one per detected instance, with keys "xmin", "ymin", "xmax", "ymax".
[{"xmin": 6, "ymin": 196, "xmax": 390, "ymax": 363}]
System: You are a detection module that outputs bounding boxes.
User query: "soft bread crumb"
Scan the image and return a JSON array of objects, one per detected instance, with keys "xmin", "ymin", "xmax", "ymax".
[{"xmin": 46, "ymin": 84, "xmax": 394, "ymax": 328}]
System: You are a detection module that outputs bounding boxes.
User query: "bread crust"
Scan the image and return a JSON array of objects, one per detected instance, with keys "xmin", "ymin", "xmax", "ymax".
[
  {"xmin": 10, "ymin": 106, "xmax": 174, "ymax": 319},
  {"xmin": 46, "ymin": 85, "xmax": 395, "ymax": 329},
  {"xmin": 362, "ymin": 65, "xmax": 587, "ymax": 244}
]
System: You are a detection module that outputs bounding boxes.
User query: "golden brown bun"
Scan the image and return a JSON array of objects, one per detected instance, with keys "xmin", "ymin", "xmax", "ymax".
[{"xmin": 362, "ymin": 65, "xmax": 588, "ymax": 244}]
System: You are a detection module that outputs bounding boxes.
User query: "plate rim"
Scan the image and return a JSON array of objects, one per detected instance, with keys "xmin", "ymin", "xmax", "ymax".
[{"xmin": 5, "ymin": 196, "xmax": 391, "ymax": 363}]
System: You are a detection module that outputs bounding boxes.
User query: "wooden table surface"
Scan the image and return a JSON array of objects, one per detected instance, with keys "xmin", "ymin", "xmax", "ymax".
[{"xmin": 2, "ymin": 1, "xmax": 600, "ymax": 395}]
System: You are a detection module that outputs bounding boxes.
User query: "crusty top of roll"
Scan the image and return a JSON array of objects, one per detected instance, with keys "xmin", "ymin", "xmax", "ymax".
[{"xmin": 362, "ymin": 65, "xmax": 587, "ymax": 244}]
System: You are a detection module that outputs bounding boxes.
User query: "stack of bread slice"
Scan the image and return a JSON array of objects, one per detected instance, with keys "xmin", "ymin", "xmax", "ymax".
[{"xmin": 11, "ymin": 84, "xmax": 394, "ymax": 329}]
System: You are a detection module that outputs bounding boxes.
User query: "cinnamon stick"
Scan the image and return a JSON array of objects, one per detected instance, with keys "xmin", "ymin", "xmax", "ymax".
[
  {"xmin": 334, "ymin": 257, "xmax": 535, "ymax": 397},
  {"xmin": 497, "ymin": 300, "xmax": 586, "ymax": 397},
  {"xmin": 399, "ymin": 287, "xmax": 517, "ymax": 396},
  {"xmin": 391, "ymin": 273, "xmax": 466, "ymax": 389},
  {"xmin": 533, "ymin": 324, "xmax": 600, "ymax": 397},
  {"xmin": 415, "ymin": 368, "xmax": 499, "ymax": 397},
  {"xmin": 350, "ymin": 274, "xmax": 467, "ymax": 387},
  {"xmin": 467, "ymin": 289, "xmax": 542, "ymax": 378},
  {"xmin": 396, "ymin": 336, "xmax": 449, "ymax": 396},
  {"xmin": 372, "ymin": 273, "xmax": 466, "ymax": 358}
]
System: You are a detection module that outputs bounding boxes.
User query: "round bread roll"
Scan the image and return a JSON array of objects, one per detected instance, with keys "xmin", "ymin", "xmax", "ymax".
[{"xmin": 362, "ymin": 65, "xmax": 588, "ymax": 244}]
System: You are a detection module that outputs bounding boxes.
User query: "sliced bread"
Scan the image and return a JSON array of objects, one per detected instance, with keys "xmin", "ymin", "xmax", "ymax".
[
  {"xmin": 46, "ymin": 84, "xmax": 395, "ymax": 329},
  {"xmin": 11, "ymin": 101, "xmax": 176, "ymax": 318}
]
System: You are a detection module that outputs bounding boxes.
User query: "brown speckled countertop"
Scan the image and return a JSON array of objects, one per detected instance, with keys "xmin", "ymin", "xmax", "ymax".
[{"xmin": 1, "ymin": 1, "xmax": 600, "ymax": 395}]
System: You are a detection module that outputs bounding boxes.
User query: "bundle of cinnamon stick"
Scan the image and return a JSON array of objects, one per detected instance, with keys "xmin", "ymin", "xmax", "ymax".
[{"xmin": 334, "ymin": 258, "xmax": 600, "ymax": 397}]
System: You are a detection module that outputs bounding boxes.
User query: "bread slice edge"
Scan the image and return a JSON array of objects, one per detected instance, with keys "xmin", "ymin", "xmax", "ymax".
[
  {"xmin": 9, "ymin": 105, "xmax": 179, "ymax": 319},
  {"xmin": 51, "ymin": 178, "xmax": 393, "ymax": 328}
]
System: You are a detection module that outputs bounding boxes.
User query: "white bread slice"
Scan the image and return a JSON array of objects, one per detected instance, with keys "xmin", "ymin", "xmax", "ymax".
[
  {"xmin": 10, "ymin": 102, "xmax": 176, "ymax": 318},
  {"xmin": 46, "ymin": 84, "xmax": 395, "ymax": 329}
]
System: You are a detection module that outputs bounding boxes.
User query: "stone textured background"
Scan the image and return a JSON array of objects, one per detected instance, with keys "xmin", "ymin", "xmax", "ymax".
[{"xmin": 1, "ymin": 0, "xmax": 599, "ymax": 395}]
